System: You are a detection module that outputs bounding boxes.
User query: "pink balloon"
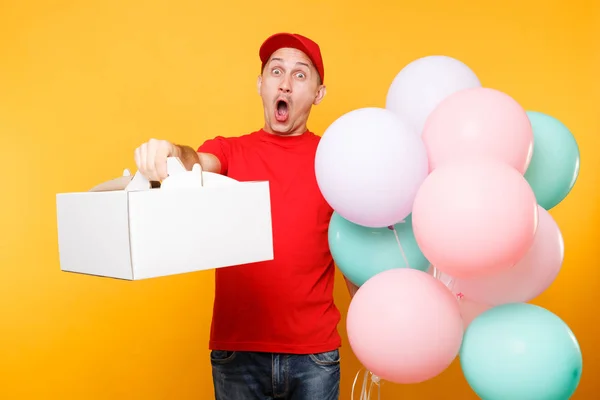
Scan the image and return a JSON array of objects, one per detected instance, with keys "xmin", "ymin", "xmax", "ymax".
[
  {"xmin": 449, "ymin": 205, "xmax": 564, "ymax": 305},
  {"xmin": 422, "ymin": 87, "xmax": 534, "ymax": 174},
  {"xmin": 347, "ymin": 269, "xmax": 463, "ymax": 384},
  {"xmin": 412, "ymin": 160, "xmax": 538, "ymax": 279},
  {"xmin": 428, "ymin": 269, "xmax": 492, "ymax": 328},
  {"xmin": 458, "ymin": 298, "xmax": 492, "ymax": 328}
]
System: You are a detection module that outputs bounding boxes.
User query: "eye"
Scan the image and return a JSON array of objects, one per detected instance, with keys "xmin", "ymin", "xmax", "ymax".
[
  {"xmin": 296, "ymin": 72, "xmax": 306, "ymax": 79},
  {"xmin": 272, "ymin": 68, "xmax": 282, "ymax": 75}
]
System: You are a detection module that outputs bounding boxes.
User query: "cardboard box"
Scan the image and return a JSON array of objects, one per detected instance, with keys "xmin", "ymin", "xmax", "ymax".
[{"xmin": 56, "ymin": 157, "xmax": 273, "ymax": 280}]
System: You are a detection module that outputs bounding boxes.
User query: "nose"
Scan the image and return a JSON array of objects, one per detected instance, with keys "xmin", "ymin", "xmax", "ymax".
[{"xmin": 278, "ymin": 75, "xmax": 292, "ymax": 93}]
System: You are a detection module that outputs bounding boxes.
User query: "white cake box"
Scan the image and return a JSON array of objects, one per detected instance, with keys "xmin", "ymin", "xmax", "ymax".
[{"xmin": 55, "ymin": 157, "xmax": 273, "ymax": 280}]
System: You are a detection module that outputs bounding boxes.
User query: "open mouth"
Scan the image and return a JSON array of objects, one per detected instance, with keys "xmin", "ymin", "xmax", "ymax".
[{"xmin": 275, "ymin": 99, "xmax": 289, "ymax": 122}]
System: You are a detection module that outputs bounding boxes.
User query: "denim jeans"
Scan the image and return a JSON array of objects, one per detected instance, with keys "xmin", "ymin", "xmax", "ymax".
[{"xmin": 210, "ymin": 349, "xmax": 340, "ymax": 399}]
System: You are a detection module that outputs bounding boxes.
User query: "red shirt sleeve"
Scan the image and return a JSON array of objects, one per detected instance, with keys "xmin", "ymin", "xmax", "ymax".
[{"xmin": 197, "ymin": 136, "xmax": 230, "ymax": 175}]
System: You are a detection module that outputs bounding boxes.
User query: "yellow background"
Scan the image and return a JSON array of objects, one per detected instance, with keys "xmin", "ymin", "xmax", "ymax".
[{"xmin": 1, "ymin": 0, "xmax": 598, "ymax": 398}]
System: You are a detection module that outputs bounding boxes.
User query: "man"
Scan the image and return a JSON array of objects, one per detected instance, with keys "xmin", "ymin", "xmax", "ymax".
[{"xmin": 133, "ymin": 32, "xmax": 358, "ymax": 400}]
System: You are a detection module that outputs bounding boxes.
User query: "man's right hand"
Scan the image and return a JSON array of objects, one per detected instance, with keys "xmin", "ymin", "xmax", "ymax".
[{"xmin": 134, "ymin": 138, "xmax": 179, "ymax": 181}]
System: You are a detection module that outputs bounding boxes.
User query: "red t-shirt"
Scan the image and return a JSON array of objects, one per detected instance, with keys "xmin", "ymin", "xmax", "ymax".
[{"xmin": 197, "ymin": 128, "xmax": 341, "ymax": 354}]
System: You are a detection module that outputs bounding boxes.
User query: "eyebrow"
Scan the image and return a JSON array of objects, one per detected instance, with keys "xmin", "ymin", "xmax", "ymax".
[{"xmin": 269, "ymin": 58, "xmax": 311, "ymax": 68}]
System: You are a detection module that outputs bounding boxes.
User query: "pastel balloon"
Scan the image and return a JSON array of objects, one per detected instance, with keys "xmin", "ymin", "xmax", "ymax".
[
  {"xmin": 460, "ymin": 303, "xmax": 583, "ymax": 400},
  {"xmin": 451, "ymin": 205, "xmax": 563, "ymax": 305},
  {"xmin": 422, "ymin": 87, "xmax": 534, "ymax": 174},
  {"xmin": 458, "ymin": 298, "xmax": 492, "ymax": 329},
  {"xmin": 347, "ymin": 269, "xmax": 463, "ymax": 384},
  {"xmin": 412, "ymin": 160, "xmax": 538, "ymax": 279},
  {"xmin": 524, "ymin": 111, "xmax": 580, "ymax": 210},
  {"xmin": 385, "ymin": 55, "xmax": 481, "ymax": 135},
  {"xmin": 329, "ymin": 212, "xmax": 429, "ymax": 287},
  {"xmin": 315, "ymin": 107, "xmax": 429, "ymax": 228},
  {"xmin": 428, "ymin": 269, "xmax": 492, "ymax": 328}
]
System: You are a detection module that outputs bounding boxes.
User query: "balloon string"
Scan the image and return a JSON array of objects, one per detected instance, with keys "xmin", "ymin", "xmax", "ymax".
[
  {"xmin": 431, "ymin": 266, "xmax": 461, "ymax": 300},
  {"xmin": 351, "ymin": 369, "xmax": 381, "ymax": 400},
  {"xmin": 390, "ymin": 225, "xmax": 411, "ymax": 269}
]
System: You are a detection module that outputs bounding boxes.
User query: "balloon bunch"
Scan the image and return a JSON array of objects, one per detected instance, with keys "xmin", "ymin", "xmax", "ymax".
[{"xmin": 314, "ymin": 55, "xmax": 583, "ymax": 399}]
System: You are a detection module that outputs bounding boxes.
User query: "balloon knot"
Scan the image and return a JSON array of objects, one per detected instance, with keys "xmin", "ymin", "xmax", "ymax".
[
  {"xmin": 387, "ymin": 225, "xmax": 394, "ymax": 230},
  {"xmin": 456, "ymin": 292, "xmax": 465, "ymax": 299},
  {"xmin": 371, "ymin": 373, "xmax": 381, "ymax": 384}
]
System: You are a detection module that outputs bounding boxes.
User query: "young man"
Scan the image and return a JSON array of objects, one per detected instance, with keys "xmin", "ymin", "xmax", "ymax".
[{"xmin": 133, "ymin": 32, "xmax": 357, "ymax": 400}]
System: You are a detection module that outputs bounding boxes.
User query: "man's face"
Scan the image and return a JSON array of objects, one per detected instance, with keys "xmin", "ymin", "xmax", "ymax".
[{"xmin": 257, "ymin": 47, "xmax": 326, "ymax": 136}]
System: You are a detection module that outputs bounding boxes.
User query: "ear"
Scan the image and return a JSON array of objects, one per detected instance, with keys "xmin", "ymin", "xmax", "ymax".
[
  {"xmin": 257, "ymin": 75, "xmax": 262, "ymax": 95},
  {"xmin": 313, "ymin": 85, "xmax": 327, "ymax": 105}
]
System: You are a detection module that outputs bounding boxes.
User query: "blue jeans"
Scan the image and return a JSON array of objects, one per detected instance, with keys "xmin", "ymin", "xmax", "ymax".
[{"xmin": 210, "ymin": 349, "xmax": 341, "ymax": 399}]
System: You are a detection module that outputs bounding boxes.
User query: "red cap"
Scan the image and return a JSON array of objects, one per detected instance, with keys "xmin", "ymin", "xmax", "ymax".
[{"xmin": 259, "ymin": 32, "xmax": 325, "ymax": 83}]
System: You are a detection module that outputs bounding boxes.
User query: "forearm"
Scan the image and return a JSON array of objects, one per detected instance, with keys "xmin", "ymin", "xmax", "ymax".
[
  {"xmin": 172, "ymin": 144, "xmax": 222, "ymax": 174},
  {"xmin": 172, "ymin": 144, "xmax": 200, "ymax": 170}
]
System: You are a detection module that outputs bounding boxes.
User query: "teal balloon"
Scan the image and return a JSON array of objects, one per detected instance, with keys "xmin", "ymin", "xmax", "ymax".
[
  {"xmin": 460, "ymin": 303, "xmax": 582, "ymax": 400},
  {"xmin": 524, "ymin": 111, "xmax": 580, "ymax": 210},
  {"xmin": 328, "ymin": 212, "xmax": 429, "ymax": 286}
]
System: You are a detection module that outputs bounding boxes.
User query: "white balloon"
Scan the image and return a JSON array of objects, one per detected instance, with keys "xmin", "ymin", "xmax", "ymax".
[
  {"xmin": 315, "ymin": 107, "xmax": 429, "ymax": 228},
  {"xmin": 385, "ymin": 55, "xmax": 481, "ymax": 135}
]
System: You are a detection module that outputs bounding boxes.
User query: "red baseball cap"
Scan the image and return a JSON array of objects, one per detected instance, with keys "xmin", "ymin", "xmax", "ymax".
[{"xmin": 259, "ymin": 32, "xmax": 325, "ymax": 83}]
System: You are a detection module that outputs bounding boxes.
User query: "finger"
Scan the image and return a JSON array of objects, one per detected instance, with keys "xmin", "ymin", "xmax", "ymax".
[
  {"xmin": 139, "ymin": 143, "xmax": 149, "ymax": 178},
  {"xmin": 155, "ymin": 141, "xmax": 170, "ymax": 180},
  {"xmin": 145, "ymin": 139, "xmax": 157, "ymax": 181},
  {"xmin": 134, "ymin": 147, "xmax": 141, "ymax": 170}
]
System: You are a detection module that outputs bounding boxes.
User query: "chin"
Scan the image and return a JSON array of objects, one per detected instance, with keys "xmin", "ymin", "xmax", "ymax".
[{"xmin": 269, "ymin": 121, "xmax": 295, "ymax": 134}]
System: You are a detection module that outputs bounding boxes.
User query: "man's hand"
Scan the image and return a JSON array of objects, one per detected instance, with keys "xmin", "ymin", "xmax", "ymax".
[{"xmin": 134, "ymin": 139, "xmax": 179, "ymax": 181}]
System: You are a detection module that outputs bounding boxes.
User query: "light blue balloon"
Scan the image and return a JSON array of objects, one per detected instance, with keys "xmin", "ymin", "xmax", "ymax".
[
  {"xmin": 524, "ymin": 111, "xmax": 580, "ymax": 210},
  {"xmin": 328, "ymin": 212, "xmax": 429, "ymax": 286},
  {"xmin": 460, "ymin": 303, "xmax": 582, "ymax": 400}
]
